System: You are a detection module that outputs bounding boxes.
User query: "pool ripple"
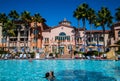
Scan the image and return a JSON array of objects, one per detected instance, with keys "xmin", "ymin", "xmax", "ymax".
[
  {"xmin": 0, "ymin": 60, "xmax": 120, "ymax": 81},
  {"xmin": 56, "ymin": 70, "xmax": 117, "ymax": 81}
]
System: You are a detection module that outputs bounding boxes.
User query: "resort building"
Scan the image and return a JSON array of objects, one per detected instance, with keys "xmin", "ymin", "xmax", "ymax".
[
  {"xmin": 42, "ymin": 19, "xmax": 111, "ymax": 54},
  {"xmin": 86, "ymin": 30, "xmax": 110, "ymax": 52},
  {"xmin": 0, "ymin": 19, "xmax": 120, "ymax": 55},
  {"xmin": 111, "ymin": 22, "xmax": 120, "ymax": 44},
  {"xmin": 42, "ymin": 18, "xmax": 84, "ymax": 54},
  {"xmin": 0, "ymin": 21, "xmax": 49, "ymax": 52}
]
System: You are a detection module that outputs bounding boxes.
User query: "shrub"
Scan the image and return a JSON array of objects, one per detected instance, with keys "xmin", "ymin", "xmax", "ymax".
[
  {"xmin": 55, "ymin": 52, "xmax": 59, "ymax": 58},
  {"xmin": 49, "ymin": 53, "xmax": 53, "ymax": 56},
  {"xmin": 78, "ymin": 51, "xmax": 84, "ymax": 54},
  {"xmin": 30, "ymin": 52, "xmax": 35, "ymax": 58},
  {"xmin": 0, "ymin": 50, "xmax": 8, "ymax": 54},
  {"xmin": 86, "ymin": 51, "xmax": 99, "ymax": 56},
  {"xmin": 74, "ymin": 51, "xmax": 78, "ymax": 55},
  {"xmin": 116, "ymin": 51, "xmax": 120, "ymax": 55}
]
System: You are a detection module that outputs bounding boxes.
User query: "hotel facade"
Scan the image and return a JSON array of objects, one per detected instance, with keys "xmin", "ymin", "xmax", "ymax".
[{"xmin": 0, "ymin": 19, "xmax": 119, "ymax": 54}]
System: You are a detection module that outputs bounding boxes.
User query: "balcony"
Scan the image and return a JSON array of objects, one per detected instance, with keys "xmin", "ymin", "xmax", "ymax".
[
  {"xmin": 44, "ymin": 42, "xmax": 49, "ymax": 45},
  {"xmin": 76, "ymin": 41, "xmax": 83, "ymax": 45}
]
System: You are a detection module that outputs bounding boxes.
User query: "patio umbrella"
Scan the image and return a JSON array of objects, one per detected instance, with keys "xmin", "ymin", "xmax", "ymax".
[
  {"xmin": 109, "ymin": 44, "xmax": 120, "ymax": 47},
  {"xmin": 87, "ymin": 45, "xmax": 95, "ymax": 48},
  {"xmin": 109, "ymin": 44, "xmax": 120, "ymax": 52}
]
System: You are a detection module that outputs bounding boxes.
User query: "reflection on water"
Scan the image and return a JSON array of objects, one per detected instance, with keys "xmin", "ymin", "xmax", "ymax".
[{"xmin": 56, "ymin": 70, "xmax": 116, "ymax": 81}]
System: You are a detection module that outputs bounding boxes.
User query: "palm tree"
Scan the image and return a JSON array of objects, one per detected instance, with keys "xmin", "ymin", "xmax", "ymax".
[
  {"xmin": 73, "ymin": 8, "xmax": 81, "ymax": 28},
  {"xmin": 0, "ymin": 13, "xmax": 8, "ymax": 51},
  {"xmin": 21, "ymin": 11, "xmax": 32, "ymax": 52},
  {"xmin": 115, "ymin": 7, "xmax": 120, "ymax": 22},
  {"xmin": 95, "ymin": 7, "xmax": 113, "ymax": 52},
  {"xmin": 8, "ymin": 10, "xmax": 19, "ymax": 21},
  {"xmin": 3, "ymin": 20, "xmax": 16, "ymax": 52},
  {"xmin": 87, "ymin": 8, "xmax": 96, "ymax": 44},
  {"xmin": 0, "ymin": 13, "xmax": 8, "ymax": 24},
  {"xmin": 32, "ymin": 13, "xmax": 46, "ymax": 51},
  {"xmin": 8, "ymin": 10, "xmax": 19, "ymax": 49},
  {"xmin": 73, "ymin": 3, "xmax": 89, "ymax": 28},
  {"xmin": 73, "ymin": 3, "xmax": 89, "ymax": 52}
]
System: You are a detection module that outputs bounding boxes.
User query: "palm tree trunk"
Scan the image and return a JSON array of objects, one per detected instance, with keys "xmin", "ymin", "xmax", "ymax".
[
  {"xmin": 78, "ymin": 20, "xmax": 80, "ymax": 28},
  {"xmin": 35, "ymin": 22, "xmax": 37, "ymax": 51},
  {"xmin": 17, "ymin": 29, "xmax": 20, "ymax": 52},
  {"xmin": 2, "ymin": 37, "xmax": 3, "ymax": 51},
  {"xmin": 28, "ymin": 27, "xmax": 31, "ymax": 51},
  {"xmin": 83, "ymin": 19, "xmax": 86, "ymax": 52},
  {"xmin": 102, "ymin": 26, "xmax": 106, "ymax": 52},
  {"xmin": 24, "ymin": 27, "xmax": 26, "ymax": 53},
  {"xmin": 97, "ymin": 34, "xmax": 100, "ymax": 56},
  {"xmin": 7, "ymin": 36, "xmax": 10, "ymax": 52},
  {"xmin": 90, "ymin": 23, "xmax": 92, "ymax": 43}
]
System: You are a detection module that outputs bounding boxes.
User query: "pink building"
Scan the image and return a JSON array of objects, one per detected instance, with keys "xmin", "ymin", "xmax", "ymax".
[
  {"xmin": 42, "ymin": 18, "xmax": 84, "ymax": 55},
  {"xmin": 111, "ymin": 22, "xmax": 120, "ymax": 44}
]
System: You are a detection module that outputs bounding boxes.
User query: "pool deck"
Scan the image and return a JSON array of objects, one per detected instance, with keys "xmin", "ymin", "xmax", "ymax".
[{"xmin": 0, "ymin": 53, "xmax": 119, "ymax": 61}]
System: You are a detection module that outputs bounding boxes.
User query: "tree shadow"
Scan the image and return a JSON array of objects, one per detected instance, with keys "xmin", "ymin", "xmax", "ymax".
[{"xmin": 56, "ymin": 70, "xmax": 117, "ymax": 81}]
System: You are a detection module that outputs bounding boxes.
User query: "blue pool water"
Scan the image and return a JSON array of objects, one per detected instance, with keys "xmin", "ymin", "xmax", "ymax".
[{"xmin": 0, "ymin": 60, "xmax": 120, "ymax": 81}]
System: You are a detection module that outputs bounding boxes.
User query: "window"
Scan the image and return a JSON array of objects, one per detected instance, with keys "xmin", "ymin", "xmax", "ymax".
[
  {"xmin": 118, "ymin": 31, "xmax": 120, "ymax": 37},
  {"xmin": 2, "ymin": 38, "xmax": 6, "ymax": 43},
  {"xmin": 99, "ymin": 37, "xmax": 104, "ymax": 42},
  {"xmin": 20, "ymin": 38, "xmax": 28, "ymax": 41},
  {"xmin": 59, "ymin": 32, "xmax": 66, "ymax": 36},
  {"xmin": 20, "ymin": 31, "xmax": 28, "ymax": 36},
  {"xmin": 20, "ymin": 31, "xmax": 24, "ymax": 36},
  {"xmin": 33, "ymin": 29, "xmax": 39, "ymax": 35},
  {"xmin": 87, "ymin": 37, "xmax": 90, "ymax": 42},
  {"xmin": 32, "ymin": 38, "xmax": 36, "ymax": 43},
  {"xmin": 55, "ymin": 32, "xmax": 70, "ymax": 41},
  {"xmin": 44, "ymin": 38, "xmax": 49, "ymax": 43}
]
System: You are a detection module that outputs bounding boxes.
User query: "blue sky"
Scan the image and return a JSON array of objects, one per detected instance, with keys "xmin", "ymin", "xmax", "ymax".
[{"xmin": 0, "ymin": 0, "xmax": 120, "ymax": 30}]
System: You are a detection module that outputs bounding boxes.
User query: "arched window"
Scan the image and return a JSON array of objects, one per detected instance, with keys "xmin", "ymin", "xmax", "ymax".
[
  {"xmin": 55, "ymin": 32, "xmax": 70, "ymax": 41},
  {"xmin": 99, "ymin": 37, "xmax": 104, "ymax": 42},
  {"xmin": 118, "ymin": 31, "xmax": 120, "ymax": 37},
  {"xmin": 59, "ymin": 32, "xmax": 66, "ymax": 36}
]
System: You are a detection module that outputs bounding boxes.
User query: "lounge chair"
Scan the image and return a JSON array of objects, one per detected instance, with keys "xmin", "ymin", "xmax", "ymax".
[
  {"xmin": 27, "ymin": 54, "xmax": 31, "ymax": 58},
  {"xmin": 23, "ymin": 54, "xmax": 27, "ymax": 59},
  {"xmin": 35, "ymin": 53, "xmax": 40, "ymax": 59},
  {"xmin": 0, "ymin": 54, "xmax": 1, "ymax": 59},
  {"xmin": 4, "ymin": 54, "xmax": 8, "ymax": 59},
  {"xmin": 86, "ymin": 56, "xmax": 91, "ymax": 59},
  {"xmin": 92, "ymin": 55, "xmax": 96, "ymax": 59},
  {"xmin": 1, "ymin": 54, "xmax": 5, "ymax": 59},
  {"xmin": 19, "ymin": 54, "xmax": 23, "ymax": 59}
]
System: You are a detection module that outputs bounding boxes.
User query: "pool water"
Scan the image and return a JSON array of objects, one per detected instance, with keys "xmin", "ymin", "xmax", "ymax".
[{"xmin": 0, "ymin": 60, "xmax": 120, "ymax": 81}]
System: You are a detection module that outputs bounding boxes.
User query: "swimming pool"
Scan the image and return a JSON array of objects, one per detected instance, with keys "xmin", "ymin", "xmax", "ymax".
[{"xmin": 0, "ymin": 59, "xmax": 120, "ymax": 81}]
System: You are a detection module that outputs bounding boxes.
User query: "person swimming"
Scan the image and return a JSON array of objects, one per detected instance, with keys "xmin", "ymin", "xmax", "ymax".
[
  {"xmin": 29, "ymin": 58, "xmax": 32, "ymax": 62},
  {"xmin": 45, "ymin": 71, "xmax": 55, "ymax": 81},
  {"xmin": 45, "ymin": 72, "xmax": 50, "ymax": 78},
  {"xmin": 49, "ymin": 71, "xmax": 55, "ymax": 78}
]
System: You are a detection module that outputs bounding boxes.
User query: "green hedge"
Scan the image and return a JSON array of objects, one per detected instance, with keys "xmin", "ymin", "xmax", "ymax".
[
  {"xmin": 116, "ymin": 51, "xmax": 120, "ymax": 55},
  {"xmin": 29, "ymin": 52, "xmax": 35, "ymax": 58},
  {"xmin": 0, "ymin": 50, "xmax": 8, "ymax": 54}
]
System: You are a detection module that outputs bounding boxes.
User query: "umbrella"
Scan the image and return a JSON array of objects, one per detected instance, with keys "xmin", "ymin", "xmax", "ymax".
[
  {"xmin": 87, "ymin": 45, "xmax": 95, "ymax": 48},
  {"xmin": 109, "ymin": 44, "xmax": 120, "ymax": 47},
  {"xmin": 109, "ymin": 44, "xmax": 120, "ymax": 51}
]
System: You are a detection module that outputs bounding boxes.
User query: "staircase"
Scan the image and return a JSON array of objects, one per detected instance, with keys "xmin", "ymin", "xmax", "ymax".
[
  {"xmin": 40, "ymin": 54, "xmax": 45, "ymax": 59},
  {"xmin": 60, "ymin": 54, "xmax": 71, "ymax": 58}
]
